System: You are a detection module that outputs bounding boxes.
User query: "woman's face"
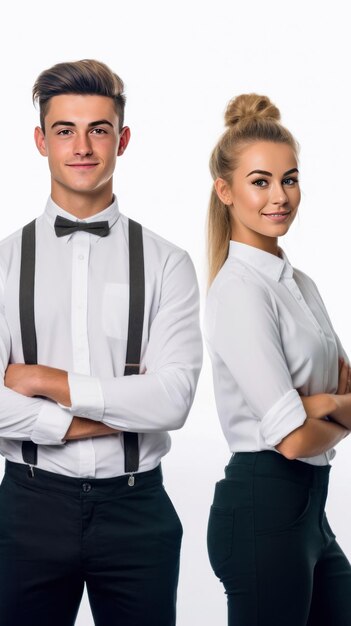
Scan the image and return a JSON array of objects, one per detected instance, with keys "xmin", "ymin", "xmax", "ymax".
[{"xmin": 215, "ymin": 141, "xmax": 300, "ymax": 254}]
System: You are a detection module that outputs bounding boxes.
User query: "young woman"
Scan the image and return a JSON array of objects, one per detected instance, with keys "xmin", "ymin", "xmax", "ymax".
[{"xmin": 205, "ymin": 94, "xmax": 351, "ymax": 625}]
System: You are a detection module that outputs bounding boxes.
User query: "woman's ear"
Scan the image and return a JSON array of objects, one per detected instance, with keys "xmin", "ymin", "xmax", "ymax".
[{"xmin": 214, "ymin": 178, "xmax": 233, "ymax": 206}]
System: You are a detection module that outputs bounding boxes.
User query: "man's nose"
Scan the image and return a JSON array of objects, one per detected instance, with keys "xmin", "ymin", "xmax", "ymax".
[{"xmin": 73, "ymin": 133, "xmax": 93, "ymax": 157}]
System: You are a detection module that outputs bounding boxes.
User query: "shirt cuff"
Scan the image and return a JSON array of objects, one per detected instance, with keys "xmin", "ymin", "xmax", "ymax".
[
  {"xmin": 31, "ymin": 400, "xmax": 73, "ymax": 445},
  {"xmin": 68, "ymin": 373, "xmax": 104, "ymax": 421},
  {"xmin": 260, "ymin": 389, "xmax": 307, "ymax": 447}
]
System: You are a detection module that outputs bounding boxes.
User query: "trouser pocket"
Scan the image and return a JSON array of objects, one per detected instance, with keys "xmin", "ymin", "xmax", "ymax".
[
  {"xmin": 254, "ymin": 476, "xmax": 311, "ymax": 535},
  {"xmin": 207, "ymin": 505, "xmax": 235, "ymax": 572}
]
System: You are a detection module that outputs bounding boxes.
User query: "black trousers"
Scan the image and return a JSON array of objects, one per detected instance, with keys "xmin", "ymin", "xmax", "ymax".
[
  {"xmin": 0, "ymin": 460, "xmax": 182, "ymax": 626},
  {"xmin": 207, "ymin": 451, "xmax": 351, "ymax": 626}
]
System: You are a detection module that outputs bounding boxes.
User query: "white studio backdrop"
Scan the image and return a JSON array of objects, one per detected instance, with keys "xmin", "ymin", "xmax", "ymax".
[{"xmin": 1, "ymin": 1, "xmax": 351, "ymax": 624}]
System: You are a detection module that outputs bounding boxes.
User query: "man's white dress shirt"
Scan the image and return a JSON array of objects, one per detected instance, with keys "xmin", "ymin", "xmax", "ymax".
[
  {"xmin": 0, "ymin": 197, "xmax": 202, "ymax": 477},
  {"xmin": 204, "ymin": 241, "xmax": 347, "ymax": 466}
]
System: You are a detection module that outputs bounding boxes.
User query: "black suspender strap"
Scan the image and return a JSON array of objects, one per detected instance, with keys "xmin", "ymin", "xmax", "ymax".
[
  {"xmin": 19, "ymin": 217, "xmax": 145, "ymax": 478},
  {"xmin": 123, "ymin": 219, "xmax": 145, "ymax": 475},
  {"xmin": 20, "ymin": 220, "xmax": 38, "ymax": 469}
]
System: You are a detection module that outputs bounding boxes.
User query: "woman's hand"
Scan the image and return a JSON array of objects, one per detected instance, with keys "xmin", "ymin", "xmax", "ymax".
[
  {"xmin": 337, "ymin": 358, "xmax": 351, "ymax": 395},
  {"xmin": 328, "ymin": 361, "xmax": 351, "ymax": 428}
]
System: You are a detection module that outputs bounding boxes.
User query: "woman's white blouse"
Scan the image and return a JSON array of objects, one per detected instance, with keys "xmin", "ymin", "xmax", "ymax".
[{"xmin": 204, "ymin": 241, "xmax": 347, "ymax": 466}]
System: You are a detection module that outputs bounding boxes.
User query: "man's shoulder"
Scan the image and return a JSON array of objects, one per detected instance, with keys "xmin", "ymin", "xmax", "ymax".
[
  {"xmin": 121, "ymin": 213, "xmax": 187, "ymax": 259},
  {"xmin": 0, "ymin": 225, "xmax": 27, "ymax": 288},
  {"xmin": 0, "ymin": 225, "xmax": 24, "ymax": 257}
]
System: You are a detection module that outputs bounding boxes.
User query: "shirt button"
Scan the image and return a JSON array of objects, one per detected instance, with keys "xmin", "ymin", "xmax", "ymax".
[
  {"xmin": 78, "ymin": 254, "xmax": 84, "ymax": 260},
  {"xmin": 82, "ymin": 482, "xmax": 92, "ymax": 493},
  {"xmin": 296, "ymin": 293, "xmax": 302, "ymax": 300}
]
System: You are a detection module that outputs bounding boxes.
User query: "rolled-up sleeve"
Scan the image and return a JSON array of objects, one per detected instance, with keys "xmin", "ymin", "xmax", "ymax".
[
  {"xmin": 260, "ymin": 389, "xmax": 306, "ymax": 446},
  {"xmin": 213, "ymin": 276, "xmax": 306, "ymax": 446}
]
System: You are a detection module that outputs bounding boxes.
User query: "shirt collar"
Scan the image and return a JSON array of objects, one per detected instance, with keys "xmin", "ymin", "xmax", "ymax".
[
  {"xmin": 228, "ymin": 241, "xmax": 294, "ymax": 281},
  {"xmin": 44, "ymin": 195, "xmax": 121, "ymax": 239}
]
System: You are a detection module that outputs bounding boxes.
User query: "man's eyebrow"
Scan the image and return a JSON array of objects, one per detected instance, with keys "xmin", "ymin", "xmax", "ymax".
[
  {"xmin": 50, "ymin": 119, "xmax": 114, "ymax": 129},
  {"xmin": 88, "ymin": 119, "xmax": 114, "ymax": 128},
  {"xmin": 51, "ymin": 121, "xmax": 75, "ymax": 129},
  {"xmin": 246, "ymin": 167, "xmax": 299, "ymax": 177}
]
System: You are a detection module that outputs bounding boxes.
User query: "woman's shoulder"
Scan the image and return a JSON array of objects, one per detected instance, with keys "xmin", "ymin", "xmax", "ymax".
[
  {"xmin": 207, "ymin": 257, "xmax": 274, "ymax": 313},
  {"xmin": 210, "ymin": 255, "xmax": 270, "ymax": 294}
]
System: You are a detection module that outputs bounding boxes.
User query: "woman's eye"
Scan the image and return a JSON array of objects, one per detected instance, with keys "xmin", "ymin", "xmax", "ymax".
[
  {"xmin": 252, "ymin": 179, "xmax": 268, "ymax": 187},
  {"xmin": 283, "ymin": 177, "xmax": 299, "ymax": 186}
]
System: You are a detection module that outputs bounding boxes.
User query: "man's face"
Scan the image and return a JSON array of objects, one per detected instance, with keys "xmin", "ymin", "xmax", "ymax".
[{"xmin": 34, "ymin": 94, "xmax": 130, "ymax": 200}]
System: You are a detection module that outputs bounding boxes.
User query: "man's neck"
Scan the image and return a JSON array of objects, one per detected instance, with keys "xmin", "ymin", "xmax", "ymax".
[{"xmin": 51, "ymin": 185, "xmax": 114, "ymax": 219}]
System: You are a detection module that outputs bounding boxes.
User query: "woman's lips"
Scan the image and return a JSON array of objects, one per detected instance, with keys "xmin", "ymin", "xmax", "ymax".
[{"xmin": 262, "ymin": 211, "xmax": 291, "ymax": 223}]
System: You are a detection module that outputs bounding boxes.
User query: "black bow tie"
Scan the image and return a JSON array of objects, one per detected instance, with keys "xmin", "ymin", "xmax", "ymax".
[{"xmin": 54, "ymin": 215, "xmax": 110, "ymax": 238}]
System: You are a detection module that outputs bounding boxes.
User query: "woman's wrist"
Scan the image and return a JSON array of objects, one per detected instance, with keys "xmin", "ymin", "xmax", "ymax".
[{"xmin": 300, "ymin": 393, "xmax": 338, "ymax": 420}]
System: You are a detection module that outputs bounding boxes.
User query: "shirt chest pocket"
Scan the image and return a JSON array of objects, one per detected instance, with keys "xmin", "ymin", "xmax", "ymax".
[{"xmin": 102, "ymin": 283, "xmax": 129, "ymax": 340}]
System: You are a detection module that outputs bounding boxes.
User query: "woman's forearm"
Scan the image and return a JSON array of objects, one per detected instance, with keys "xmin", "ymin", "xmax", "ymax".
[
  {"xmin": 276, "ymin": 417, "xmax": 348, "ymax": 460},
  {"xmin": 328, "ymin": 394, "xmax": 351, "ymax": 429},
  {"xmin": 300, "ymin": 392, "xmax": 351, "ymax": 429},
  {"xmin": 300, "ymin": 393, "xmax": 336, "ymax": 420}
]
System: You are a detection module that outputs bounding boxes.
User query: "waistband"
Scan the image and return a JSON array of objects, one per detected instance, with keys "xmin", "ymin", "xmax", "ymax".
[
  {"xmin": 4, "ymin": 460, "xmax": 163, "ymax": 498},
  {"xmin": 226, "ymin": 451, "xmax": 330, "ymax": 488}
]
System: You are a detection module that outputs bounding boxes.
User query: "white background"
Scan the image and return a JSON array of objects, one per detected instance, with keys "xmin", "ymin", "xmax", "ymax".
[{"xmin": 1, "ymin": 1, "xmax": 351, "ymax": 624}]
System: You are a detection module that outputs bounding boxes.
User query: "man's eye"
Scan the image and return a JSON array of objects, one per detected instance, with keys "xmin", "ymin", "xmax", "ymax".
[
  {"xmin": 91, "ymin": 128, "xmax": 107, "ymax": 134},
  {"xmin": 57, "ymin": 129, "xmax": 72, "ymax": 136}
]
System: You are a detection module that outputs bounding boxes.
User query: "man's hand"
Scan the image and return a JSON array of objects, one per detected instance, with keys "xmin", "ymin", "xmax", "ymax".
[{"xmin": 5, "ymin": 364, "xmax": 71, "ymax": 406}]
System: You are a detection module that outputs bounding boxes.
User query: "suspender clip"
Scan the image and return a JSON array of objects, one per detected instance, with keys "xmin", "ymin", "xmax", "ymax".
[
  {"xmin": 27, "ymin": 465, "xmax": 35, "ymax": 478},
  {"xmin": 128, "ymin": 474, "xmax": 135, "ymax": 487}
]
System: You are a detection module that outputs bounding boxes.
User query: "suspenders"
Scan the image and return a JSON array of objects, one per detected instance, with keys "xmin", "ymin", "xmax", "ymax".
[
  {"xmin": 20, "ymin": 221, "xmax": 38, "ymax": 472},
  {"xmin": 123, "ymin": 219, "xmax": 145, "ymax": 480},
  {"xmin": 19, "ymin": 218, "xmax": 145, "ymax": 482}
]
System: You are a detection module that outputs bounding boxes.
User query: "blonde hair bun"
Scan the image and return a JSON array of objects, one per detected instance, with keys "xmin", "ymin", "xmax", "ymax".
[{"xmin": 224, "ymin": 93, "xmax": 281, "ymax": 128}]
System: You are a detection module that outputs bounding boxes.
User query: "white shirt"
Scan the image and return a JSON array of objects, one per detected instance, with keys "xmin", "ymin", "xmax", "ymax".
[
  {"xmin": 0, "ymin": 197, "xmax": 202, "ymax": 477},
  {"xmin": 204, "ymin": 241, "xmax": 347, "ymax": 466}
]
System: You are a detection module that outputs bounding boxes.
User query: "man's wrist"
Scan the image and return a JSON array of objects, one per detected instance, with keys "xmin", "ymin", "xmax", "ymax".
[{"xmin": 35, "ymin": 365, "xmax": 71, "ymax": 406}]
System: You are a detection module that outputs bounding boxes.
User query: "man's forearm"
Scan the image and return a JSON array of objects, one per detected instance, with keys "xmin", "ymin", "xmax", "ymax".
[
  {"xmin": 5, "ymin": 364, "xmax": 71, "ymax": 406},
  {"xmin": 35, "ymin": 366, "xmax": 71, "ymax": 406},
  {"xmin": 4, "ymin": 364, "xmax": 121, "ymax": 442},
  {"xmin": 64, "ymin": 417, "xmax": 119, "ymax": 441}
]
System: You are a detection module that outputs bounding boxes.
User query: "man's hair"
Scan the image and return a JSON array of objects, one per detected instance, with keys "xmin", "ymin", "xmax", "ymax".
[{"xmin": 32, "ymin": 59, "xmax": 126, "ymax": 132}]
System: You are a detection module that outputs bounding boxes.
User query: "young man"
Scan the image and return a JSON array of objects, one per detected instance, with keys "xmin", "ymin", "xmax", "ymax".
[{"xmin": 0, "ymin": 59, "xmax": 202, "ymax": 626}]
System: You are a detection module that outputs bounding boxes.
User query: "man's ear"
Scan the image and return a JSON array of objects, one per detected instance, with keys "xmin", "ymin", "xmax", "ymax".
[
  {"xmin": 117, "ymin": 126, "xmax": 131, "ymax": 156},
  {"xmin": 34, "ymin": 126, "xmax": 48, "ymax": 156},
  {"xmin": 214, "ymin": 177, "xmax": 233, "ymax": 206}
]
